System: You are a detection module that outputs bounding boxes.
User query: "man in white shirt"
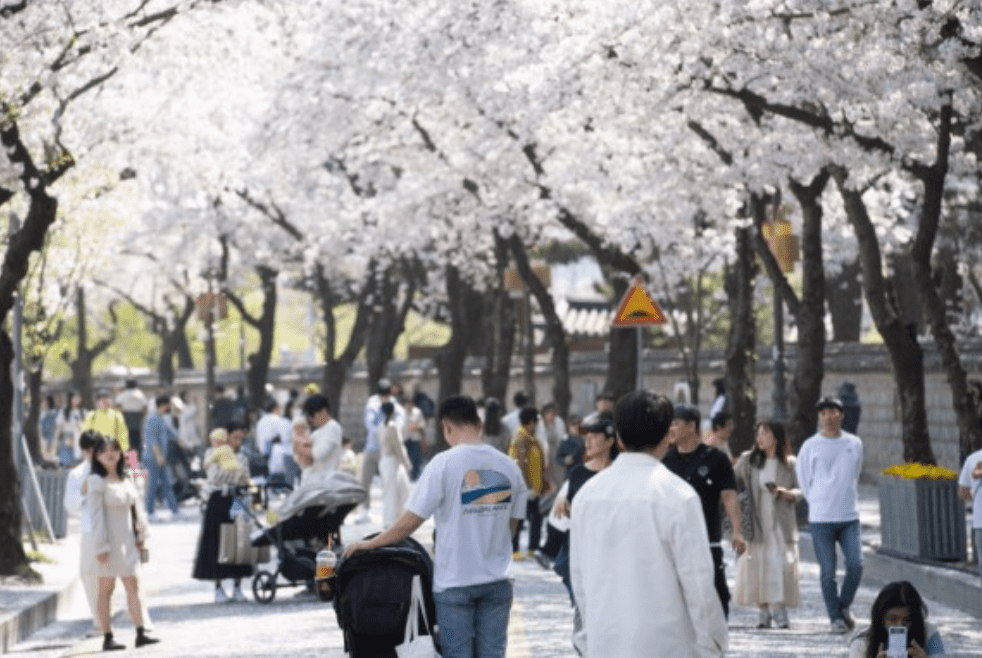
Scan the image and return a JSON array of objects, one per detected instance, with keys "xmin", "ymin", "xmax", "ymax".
[
  {"xmin": 345, "ymin": 395, "xmax": 528, "ymax": 658},
  {"xmin": 255, "ymin": 399, "xmax": 285, "ymax": 460},
  {"xmin": 570, "ymin": 391, "xmax": 727, "ymax": 658},
  {"xmin": 958, "ymin": 446, "xmax": 982, "ymax": 602},
  {"xmin": 795, "ymin": 396, "xmax": 864, "ymax": 634},
  {"xmin": 64, "ymin": 431, "xmax": 99, "ymax": 633},
  {"xmin": 500, "ymin": 391, "xmax": 528, "ymax": 438},
  {"xmin": 301, "ymin": 394, "xmax": 343, "ymax": 475},
  {"xmin": 580, "ymin": 391, "xmax": 614, "ymax": 427}
]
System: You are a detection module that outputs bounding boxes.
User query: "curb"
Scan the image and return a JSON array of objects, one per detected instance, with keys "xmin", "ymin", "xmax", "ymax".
[
  {"xmin": 799, "ymin": 531, "xmax": 982, "ymax": 618},
  {"xmin": 0, "ymin": 578, "xmax": 78, "ymax": 655}
]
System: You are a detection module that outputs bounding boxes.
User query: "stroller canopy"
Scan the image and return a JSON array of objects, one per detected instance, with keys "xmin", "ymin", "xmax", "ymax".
[{"xmin": 275, "ymin": 469, "xmax": 367, "ymax": 523}]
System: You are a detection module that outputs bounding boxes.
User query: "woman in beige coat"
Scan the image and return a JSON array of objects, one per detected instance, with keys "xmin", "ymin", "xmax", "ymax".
[{"xmin": 733, "ymin": 419, "xmax": 802, "ymax": 629}]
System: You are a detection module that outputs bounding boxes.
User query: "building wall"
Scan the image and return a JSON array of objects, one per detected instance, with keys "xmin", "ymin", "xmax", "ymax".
[{"xmin": 84, "ymin": 341, "xmax": 982, "ymax": 483}]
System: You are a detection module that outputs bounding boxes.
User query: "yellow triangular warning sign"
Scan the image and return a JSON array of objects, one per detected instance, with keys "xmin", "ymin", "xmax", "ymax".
[{"xmin": 611, "ymin": 284, "xmax": 667, "ymax": 327}]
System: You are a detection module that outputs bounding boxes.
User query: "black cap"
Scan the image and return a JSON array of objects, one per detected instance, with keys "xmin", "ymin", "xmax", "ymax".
[
  {"xmin": 674, "ymin": 403, "xmax": 700, "ymax": 425},
  {"xmin": 376, "ymin": 378, "xmax": 392, "ymax": 395},
  {"xmin": 816, "ymin": 396, "xmax": 844, "ymax": 412},
  {"xmin": 583, "ymin": 418, "xmax": 616, "ymax": 438}
]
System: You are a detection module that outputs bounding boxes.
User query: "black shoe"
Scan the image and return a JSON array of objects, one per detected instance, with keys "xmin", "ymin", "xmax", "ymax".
[
  {"xmin": 135, "ymin": 632, "xmax": 160, "ymax": 648},
  {"xmin": 103, "ymin": 635, "xmax": 126, "ymax": 651}
]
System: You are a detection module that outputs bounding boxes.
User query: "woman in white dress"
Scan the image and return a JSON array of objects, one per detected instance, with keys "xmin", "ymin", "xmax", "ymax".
[
  {"xmin": 377, "ymin": 401, "xmax": 412, "ymax": 528},
  {"xmin": 733, "ymin": 419, "xmax": 802, "ymax": 629},
  {"xmin": 86, "ymin": 435, "xmax": 159, "ymax": 651}
]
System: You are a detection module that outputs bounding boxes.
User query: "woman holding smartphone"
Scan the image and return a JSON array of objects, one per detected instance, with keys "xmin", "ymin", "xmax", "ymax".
[
  {"xmin": 86, "ymin": 435, "xmax": 159, "ymax": 651},
  {"xmin": 732, "ymin": 419, "xmax": 802, "ymax": 629},
  {"xmin": 848, "ymin": 581, "xmax": 945, "ymax": 657}
]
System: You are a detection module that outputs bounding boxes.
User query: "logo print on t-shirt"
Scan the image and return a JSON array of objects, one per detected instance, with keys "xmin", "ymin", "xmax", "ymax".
[{"xmin": 461, "ymin": 470, "xmax": 512, "ymax": 506}]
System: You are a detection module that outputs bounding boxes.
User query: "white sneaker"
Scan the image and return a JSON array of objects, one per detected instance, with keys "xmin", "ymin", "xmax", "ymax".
[
  {"xmin": 215, "ymin": 587, "xmax": 229, "ymax": 603},
  {"xmin": 233, "ymin": 586, "xmax": 247, "ymax": 602},
  {"xmin": 830, "ymin": 618, "xmax": 849, "ymax": 634}
]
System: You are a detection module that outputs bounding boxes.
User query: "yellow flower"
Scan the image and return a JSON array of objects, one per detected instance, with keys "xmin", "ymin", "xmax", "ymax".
[{"xmin": 882, "ymin": 463, "xmax": 957, "ymax": 480}]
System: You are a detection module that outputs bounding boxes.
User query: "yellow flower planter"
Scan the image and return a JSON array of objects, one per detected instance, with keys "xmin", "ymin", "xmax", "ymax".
[{"xmin": 878, "ymin": 471, "xmax": 966, "ymax": 562}]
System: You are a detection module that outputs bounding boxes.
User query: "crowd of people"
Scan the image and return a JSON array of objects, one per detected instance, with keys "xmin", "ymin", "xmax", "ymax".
[{"xmin": 50, "ymin": 373, "xmax": 979, "ymax": 658}]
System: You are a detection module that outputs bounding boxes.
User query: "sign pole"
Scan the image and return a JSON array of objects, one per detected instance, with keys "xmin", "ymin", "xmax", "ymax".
[{"xmin": 636, "ymin": 326, "xmax": 643, "ymax": 392}]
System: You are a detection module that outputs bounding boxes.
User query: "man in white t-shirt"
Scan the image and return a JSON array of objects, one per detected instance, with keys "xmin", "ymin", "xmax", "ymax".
[
  {"xmin": 958, "ymin": 446, "xmax": 982, "ymax": 600},
  {"xmin": 345, "ymin": 395, "xmax": 528, "ymax": 658},
  {"xmin": 795, "ymin": 396, "xmax": 864, "ymax": 635},
  {"xmin": 255, "ymin": 399, "xmax": 285, "ymax": 459},
  {"xmin": 301, "ymin": 394, "xmax": 343, "ymax": 475}
]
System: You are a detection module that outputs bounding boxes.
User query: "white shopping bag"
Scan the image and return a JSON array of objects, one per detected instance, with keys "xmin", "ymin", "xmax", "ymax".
[{"xmin": 395, "ymin": 575, "xmax": 440, "ymax": 658}]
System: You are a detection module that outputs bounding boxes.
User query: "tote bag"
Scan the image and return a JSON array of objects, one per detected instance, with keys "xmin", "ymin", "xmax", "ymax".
[{"xmin": 395, "ymin": 575, "xmax": 439, "ymax": 658}]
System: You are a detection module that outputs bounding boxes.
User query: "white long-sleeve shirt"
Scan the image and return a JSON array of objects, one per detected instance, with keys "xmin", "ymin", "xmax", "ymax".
[
  {"xmin": 64, "ymin": 461, "xmax": 92, "ymax": 532},
  {"xmin": 795, "ymin": 430, "xmax": 863, "ymax": 523},
  {"xmin": 570, "ymin": 452, "xmax": 728, "ymax": 658}
]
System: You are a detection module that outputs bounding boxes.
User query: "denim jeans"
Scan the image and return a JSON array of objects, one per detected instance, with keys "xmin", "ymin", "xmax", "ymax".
[
  {"xmin": 810, "ymin": 520, "xmax": 863, "ymax": 621},
  {"xmin": 975, "ymin": 529, "xmax": 982, "ymax": 607},
  {"xmin": 512, "ymin": 500, "xmax": 543, "ymax": 553},
  {"xmin": 433, "ymin": 579, "xmax": 512, "ymax": 658},
  {"xmin": 144, "ymin": 460, "xmax": 179, "ymax": 516},
  {"xmin": 405, "ymin": 440, "xmax": 423, "ymax": 481}
]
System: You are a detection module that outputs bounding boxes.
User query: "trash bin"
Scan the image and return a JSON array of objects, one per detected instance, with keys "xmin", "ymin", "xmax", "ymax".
[{"xmin": 879, "ymin": 474, "xmax": 966, "ymax": 562}]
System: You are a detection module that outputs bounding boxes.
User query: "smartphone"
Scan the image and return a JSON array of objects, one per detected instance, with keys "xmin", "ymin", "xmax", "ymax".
[{"xmin": 887, "ymin": 626, "xmax": 907, "ymax": 658}]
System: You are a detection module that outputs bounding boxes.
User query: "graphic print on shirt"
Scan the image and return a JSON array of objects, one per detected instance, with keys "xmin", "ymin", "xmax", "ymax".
[{"xmin": 460, "ymin": 469, "xmax": 513, "ymax": 512}]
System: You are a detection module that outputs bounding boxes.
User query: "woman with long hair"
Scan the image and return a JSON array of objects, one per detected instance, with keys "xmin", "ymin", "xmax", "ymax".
[
  {"xmin": 733, "ymin": 419, "xmax": 802, "ymax": 629},
  {"xmin": 848, "ymin": 581, "xmax": 945, "ymax": 657},
  {"xmin": 86, "ymin": 435, "xmax": 158, "ymax": 651},
  {"xmin": 378, "ymin": 401, "xmax": 412, "ymax": 528},
  {"xmin": 481, "ymin": 397, "xmax": 510, "ymax": 453}
]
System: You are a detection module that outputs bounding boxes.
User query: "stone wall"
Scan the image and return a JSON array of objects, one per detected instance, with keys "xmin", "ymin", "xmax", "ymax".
[{"xmin": 81, "ymin": 341, "xmax": 982, "ymax": 483}]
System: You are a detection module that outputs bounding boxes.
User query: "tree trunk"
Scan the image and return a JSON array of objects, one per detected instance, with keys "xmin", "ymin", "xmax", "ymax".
[
  {"xmin": 65, "ymin": 288, "xmax": 114, "ymax": 408},
  {"xmin": 434, "ymin": 266, "xmax": 485, "ymax": 452},
  {"xmin": 365, "ymin": 260, "xmax": 419, "ymax": 393},
  {"xmin": 508, "ymin": 234, "xmax": 571, "ymax": 418},
  {"xmin": 481, "ymin": 233, "xmax": 516, "ymax": 405},
  {"xmin": 832, "ymin": 167, "xmax": 935, "ymax": 463},
  {"xmin": 827, "ymin": 258, "xmax": 863, "ymax": 342},
  {"xmin": 787, "ymin": 171, "xmax": 830, "ymax": 450},
  {"xmin": 0, "ymin": 331, "xmax": 29, "ymax": 576},
  {"xmin": 724, "ymin": 226, "xmax": 758, "ymax": 456},
  {"xmin": 225, "ymin": 266, "xmax": 278, "ymax": 411},
  {"xmin": 908, "ymin": 100, "xmax": 982, "ymax": 458}
]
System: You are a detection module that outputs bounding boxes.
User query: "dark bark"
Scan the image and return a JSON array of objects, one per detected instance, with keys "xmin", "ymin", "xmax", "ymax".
[
  {"xmin": 827, "ymin": 258, "xmax": 863, "ymax": 342},
  {"xmin": 321, "ymin": 268, "xmax": 375, "ymax": 418},
  {"xmin": 508, "ymin": 233, "xmax": 572, "ymax": 418},
  {"xmin": 224, "ymin": 265, "xmax": 277, "ymax": 411},
  {"xmin": 481, "ymin": 233, "xmax": 517, "ymax": 405},
  {"xmin": 63, "ymin": 288, "xmax": 116, "ymax": 409},
  {"xmin": 786, "ymin": 171, "xmax": 830, "ymax": 449},
  {"xmin": 908, "ymin": 100, "xmax": 982, "ymax": 457},
  {"xmin": 831, "ymin": 166, "xmax": 935, "ymax": 464},
  {"xmin": 365, "ymin": 260, "xmax": 419, "ymax": 393},
  {"xmin": 0, "ymin": 111, "xmax": 65, "ymax": 576},
  {"xmin": 434, "ymin": 266, "xmax": 485, "ymax": 452},
  {"xmin": 0, "ymin": 332, "xmax": 29, "ymax": 576},
  {"xmin": 724, "ymin": 226, "xmax": 758, "ymax": 456}
]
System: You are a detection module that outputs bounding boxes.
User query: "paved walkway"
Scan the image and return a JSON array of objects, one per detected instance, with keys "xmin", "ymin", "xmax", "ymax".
[{"xmin": 5, "ymin": 481, "xmax": 981, "ymax": 657}]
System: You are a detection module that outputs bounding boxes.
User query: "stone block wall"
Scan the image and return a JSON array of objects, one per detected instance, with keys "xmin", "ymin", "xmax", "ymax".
[{"xmin": 84, "ymin": 341, "xmax": 982, "ymax": 484}]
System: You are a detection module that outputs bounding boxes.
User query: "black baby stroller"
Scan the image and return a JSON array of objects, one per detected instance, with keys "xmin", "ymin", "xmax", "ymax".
[
  {"xmin": 333, "ymin": 535, "xmax": 440, "ymax": 658},
  {"xmin": 247, "ymin": 470, "xmax": 366, "ymax": 603}
]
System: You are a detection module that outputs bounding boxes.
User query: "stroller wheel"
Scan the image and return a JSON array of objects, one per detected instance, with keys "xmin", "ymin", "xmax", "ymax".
[{"xmin": 252, "ymin": 570, "xmax": 277, "ymax": 604}]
